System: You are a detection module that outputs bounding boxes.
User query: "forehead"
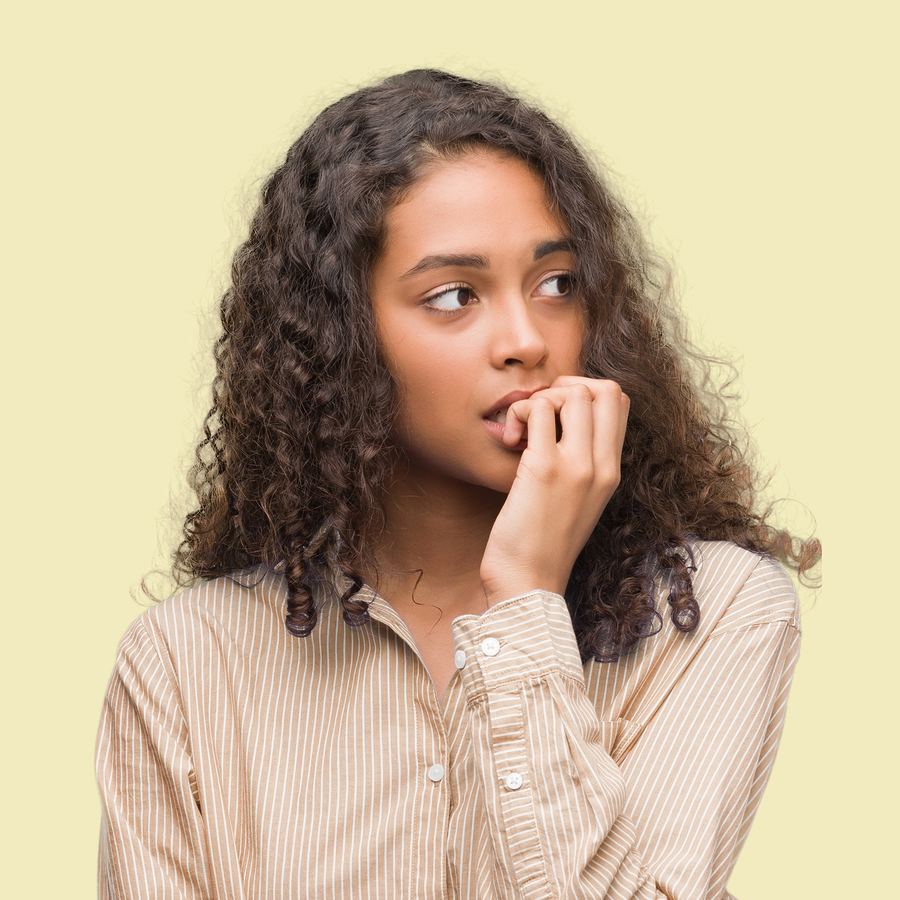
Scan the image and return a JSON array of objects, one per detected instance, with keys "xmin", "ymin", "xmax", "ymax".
[{"xmin": 381, "ymin": 150, "xmax": 567, "ymax": 261}]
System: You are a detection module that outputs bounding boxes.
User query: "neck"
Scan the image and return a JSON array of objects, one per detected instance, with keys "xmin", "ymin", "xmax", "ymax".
[{"xmin": 371, "ymin": 465, "xmax": 505, "ymax": 615}]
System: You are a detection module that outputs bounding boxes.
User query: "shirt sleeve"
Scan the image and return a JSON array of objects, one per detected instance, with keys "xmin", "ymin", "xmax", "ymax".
[
  {"xmin": 449, "ymin": 560, "xmax": 800, "ymax": 900},
  {"xmin": 95, "ymin": 617, "xmax": 212, "ymax": 900}
]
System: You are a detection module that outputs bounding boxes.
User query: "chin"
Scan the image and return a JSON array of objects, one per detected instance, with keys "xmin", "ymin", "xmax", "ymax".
[
  {"xmin": 471, "ymin": 461, "xmax": 520, "ymax": 495},
  {"xmin": 395, "ymin": 439, "xmax": 521, "ymax": 497}
]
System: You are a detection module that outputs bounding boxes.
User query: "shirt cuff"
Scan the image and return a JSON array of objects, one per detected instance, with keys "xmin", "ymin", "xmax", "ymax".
[{"xmin": 450, "ymin": 590, "xmax": 585, "ymax": 697}]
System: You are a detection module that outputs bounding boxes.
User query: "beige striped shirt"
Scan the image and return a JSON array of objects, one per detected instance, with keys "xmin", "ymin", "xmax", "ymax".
[{"xmin": 96, "ymin": 539, "xmax": 800, "ymax": 898}]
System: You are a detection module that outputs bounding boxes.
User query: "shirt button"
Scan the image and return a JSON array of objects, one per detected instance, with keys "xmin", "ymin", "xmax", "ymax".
[
  {"xmin": 427, "ymin": 764, "xmax": 446, "ymax": 783},
  {"xmin": 454, "ymin": 649, "xmax": 467, "ymax": 669},
  {"xmin": 481, "ymin": 637, "xmax": 500, "ymax": 657},
  {"xmin": 505, "ymin": 772, "xmax": 524, "ymax": 790}
]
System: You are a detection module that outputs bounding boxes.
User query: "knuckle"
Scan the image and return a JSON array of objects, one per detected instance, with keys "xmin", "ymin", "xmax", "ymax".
[
  {"xmin": 599, "ymin": 466, "xmax": 621, "ymax": 489},
  {"xmin": 539, "ymin": 462, "xmax": 561, "ymax": 483},
  {"xmin": 599, "ymin": 379, "xmax": 623, "ymax": 397},
  {"xmin": 571, "ymin": 461, "xmax": 594, "ymax": 486}
]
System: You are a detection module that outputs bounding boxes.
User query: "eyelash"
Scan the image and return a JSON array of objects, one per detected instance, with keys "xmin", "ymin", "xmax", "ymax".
[
  {"xmin": 422, "ymin": 283, "xmax": 477, "ymax": 315},
  {"xmin": 422, "ymin": 273, "xmax": 574, "ymax": 315}
]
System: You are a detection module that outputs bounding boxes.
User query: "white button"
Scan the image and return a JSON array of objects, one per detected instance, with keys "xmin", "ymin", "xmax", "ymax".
[
  {"xmin": 427, "ymin": 764, "xmax": 445, "ymax": 783},
  {"xmin": 481, "ymin": 637, "xmax": 500, "ymax": 657},
  {"xmin": 454, "ymin": 649, "xmax": 467, "ymax": 669},
  {"xmin": 505, "ymin": 772, "xmax": 524, "ymax": 790}
]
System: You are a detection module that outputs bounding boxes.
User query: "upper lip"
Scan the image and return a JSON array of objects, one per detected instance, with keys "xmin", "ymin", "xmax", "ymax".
[{"xmin": 483, "ymin": 387, "xmax": 550, "ymax": 419}]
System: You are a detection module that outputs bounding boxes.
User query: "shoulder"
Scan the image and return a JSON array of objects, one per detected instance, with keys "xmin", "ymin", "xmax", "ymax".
[
  {"xmin": 120, "ymin": 567, "xmax": 291, "ymax": 669},
  {"xmin": 583, "ymin": 541, "xmax": 801, "ymax": 739},
  {"xmin": 687, "ymin": 540, "xmax": 801, "ymax": 636}
]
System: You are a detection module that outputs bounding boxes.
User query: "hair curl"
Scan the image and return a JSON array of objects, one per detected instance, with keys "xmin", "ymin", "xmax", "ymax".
[{"xmin": 172, "ymin": 69, "xmax": 820, "ymax": 662}]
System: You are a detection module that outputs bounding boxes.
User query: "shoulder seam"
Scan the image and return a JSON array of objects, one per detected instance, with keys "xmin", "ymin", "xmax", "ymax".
[{"xmin": 706, "ymin": 616, "xmax": 801, "ymax": 639}]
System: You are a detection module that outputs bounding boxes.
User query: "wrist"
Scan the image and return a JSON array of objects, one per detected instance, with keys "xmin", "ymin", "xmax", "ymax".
[{"xmin": 481, "ymin": 572, "xmax": 567, "ymax": 608}]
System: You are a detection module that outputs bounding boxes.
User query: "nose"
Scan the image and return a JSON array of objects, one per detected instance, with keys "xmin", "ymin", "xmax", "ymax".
[{"xmin": 488, "ymin": 296, "xmax": 550, "ymax": 370}]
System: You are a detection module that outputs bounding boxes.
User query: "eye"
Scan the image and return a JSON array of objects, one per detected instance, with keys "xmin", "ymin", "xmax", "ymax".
[
  {"xmin": 423, "ymin": 285, "xmax": 478, "ymax": 312},
  {"xmin": 536, "ymin": 273, "xmax": 574, "ymax": 298}
]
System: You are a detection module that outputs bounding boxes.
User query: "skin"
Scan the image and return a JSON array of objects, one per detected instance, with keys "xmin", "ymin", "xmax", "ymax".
[{"xmin": 369, "ymin": 150, "xmax": 629, "ymax": 697}]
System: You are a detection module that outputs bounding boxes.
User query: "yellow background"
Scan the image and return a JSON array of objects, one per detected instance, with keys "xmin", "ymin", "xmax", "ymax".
[{"xmin": 4, "ymin": 1, "xmax": 894, "ymax": 895}]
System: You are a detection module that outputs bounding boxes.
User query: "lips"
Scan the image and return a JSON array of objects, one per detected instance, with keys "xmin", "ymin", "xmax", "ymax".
[{"xmin": 482, "ymin": 388, "xmax": 549, "ymax": 424}]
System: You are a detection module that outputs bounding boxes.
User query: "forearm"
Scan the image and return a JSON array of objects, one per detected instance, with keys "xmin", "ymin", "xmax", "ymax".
[
  {"xmin": 452, "ymin": 591, "xmax": 658, "ymax": 899},
  {"xmin": 451, "ymin": 571, "xmax": 799, "ymax": 900}
]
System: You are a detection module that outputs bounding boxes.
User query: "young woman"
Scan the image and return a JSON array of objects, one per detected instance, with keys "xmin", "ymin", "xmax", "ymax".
[{"xmin": 96, "ymin": 69, "xmax": 819, "ymax": 899}]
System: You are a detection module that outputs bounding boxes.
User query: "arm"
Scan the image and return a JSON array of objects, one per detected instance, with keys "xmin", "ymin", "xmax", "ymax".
[
  {"xmin": 471, "ymin": 378, "xmax": 798, "ymax": 897},
  {"xmin": 96, "ymin": 617, "xmax": 212, "ymax": 900},
  {"xmin": 452, "ymin": 590, "xmax": 657, "ymax": 900},
  {"xmin": 451, "ymin": 556, "xmax": 799, "ymax": 899}
]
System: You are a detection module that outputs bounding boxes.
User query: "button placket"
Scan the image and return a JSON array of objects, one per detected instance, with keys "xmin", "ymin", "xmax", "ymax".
[{"xmin": 505, "ymin": 772, "xmax": 524, "ymax": 791}]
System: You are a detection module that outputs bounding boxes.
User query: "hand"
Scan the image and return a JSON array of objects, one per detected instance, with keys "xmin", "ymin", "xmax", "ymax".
[{"xmin": 480, "ymin": 376, "xmax": 629, "ymax": 606}]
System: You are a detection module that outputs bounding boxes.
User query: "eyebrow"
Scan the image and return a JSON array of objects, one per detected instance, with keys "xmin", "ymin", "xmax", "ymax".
[
  {"xmin": 533, "ymin": 238, "xmax": 574, "ymax": 260},
  {"xmin": 401, "ymin": 253, "xmax": 488, "ymax": 279},
  {"xmin": 400, "ymin": 238, "xmax": 574, "ymax": 279}
]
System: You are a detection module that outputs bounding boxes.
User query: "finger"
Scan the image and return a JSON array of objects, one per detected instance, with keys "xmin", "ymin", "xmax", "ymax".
[
  {"xmin": 520, "ymin": 395, "xmax": 559, "ymax": 456},
  {"xmin": 547, "ymin": 377, "xmax": 626, "ymax": 468},
  {"xmin": 586, "ymin": 383, "xmax": 628, "ymax": 476},
  {"xmin": 558, "ymin": 377, "xmax": 628, "ymax": 451},
  {"xmin": 555, "ymin": 381, "xmax": 594, "ymax": 452},
  {"xmin": 503, "ymin": 388, "xmax": 568, "ymax": 446},
  {"xmin": 506, "ymin": 383, "xmax": 609, "ymax": 447},
  {"xmin": 550, "ymin": 374, "xmax": 599, "ymax": 393},
  {"xmin": 601, "ymin": 387, "xmax": 629, "ymax": 453},
  {"xmin": 502, "ymin": 402, "xmax": 527, "ymax": 446},
  {"xmin": 617, "ymin": 391, "xmax": 630, "ymax": 448}
]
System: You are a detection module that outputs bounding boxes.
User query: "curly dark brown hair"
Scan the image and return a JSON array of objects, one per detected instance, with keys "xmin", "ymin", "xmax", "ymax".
[{"xmin": 172, "ymin": 68, "xmax": 820, "ymax": 662}]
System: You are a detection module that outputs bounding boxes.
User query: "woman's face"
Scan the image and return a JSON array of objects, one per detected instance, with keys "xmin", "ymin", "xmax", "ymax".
[{"xmin": 369, "ymin": 149, "xmax": 585, "ymax": 495}]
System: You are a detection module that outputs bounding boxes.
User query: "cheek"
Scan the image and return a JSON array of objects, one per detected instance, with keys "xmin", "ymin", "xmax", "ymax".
[
  {"xmin": 553, "ymin": 319, "xmax": 587, "ymax": 373},
  {"xmin": 385, "ymin": 345, "xmax": 453, "ymax": 421},
  {"xmin": 391, "ymin": 349, "xmax": 480, "ymax": 450},
  {"xmin": 402, "ymin": 347, "xmax": 465, "ymax": 411}
]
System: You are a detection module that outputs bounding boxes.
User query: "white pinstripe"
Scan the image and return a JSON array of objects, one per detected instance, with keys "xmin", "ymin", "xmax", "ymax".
[{"xmin": 97, "ymin": 540, "xmax": 800, "ymax": 898}]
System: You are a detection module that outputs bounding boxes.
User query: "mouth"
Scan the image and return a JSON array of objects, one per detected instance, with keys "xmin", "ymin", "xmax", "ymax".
[
  {"xmin": 482, "ymin": 388, "xmax": 548, "ymax": 424},
  {"xmin": 482, "ymin": 387, "xmax": 549, "ymax": 450}
]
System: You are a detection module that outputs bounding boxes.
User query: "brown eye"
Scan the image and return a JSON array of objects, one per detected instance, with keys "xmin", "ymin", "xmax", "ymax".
[
  {"xmin": 537, "ymin": 274, "xmax": 573, "ymax": 297},
  {"xmin": 425, "ymin": 286, "xmax": 478, "ymax": 311}
]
